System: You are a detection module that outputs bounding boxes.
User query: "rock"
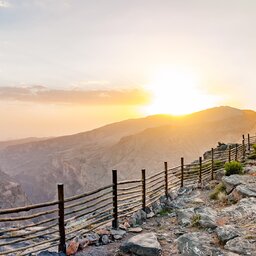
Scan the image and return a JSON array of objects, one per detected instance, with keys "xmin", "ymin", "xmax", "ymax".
[
  {"xmin": 120, "ymin": 232, "xmax": 162, "ymax": 256},
  {"xmin": 66, "ymin": 239, "xmax": 79, "ymax": 255},
  {"xmin": 129, "ymin": 210, "xmax": 144, "ymax": 227},
  {"xmin": 194, "ymin": 207, "xmax": 218, "ymax": 228},
  {"xmin": 84, "ymin": 233, "xmax": 100, "ymax": 245},
  {"xmin": 128, "ymin": 227, "xmax": 143, "ymax": 233},
  {"xmin": 147, "ymin": 212, "xmax": 155, "ymax": 218},
  {"xmin": 96, "ymin": 229, "xmax": 110, "ymax": 236},
  {"xmin": 225, "ymin": 236, "xmax": 256, "ymax": 255},
  {"xmin": 101, "ymin": 234, "xmax": 110, "ymax": 245},
  {"xmin": 140, "ymin": 210, "xmax": 147, "ymax": 222},
  {"xmin": 119, "ymin": 221, "xmax": 130, "ymax": 230},
  {"xmin": 37, "ymin": 252, "xmax": 65, "ymax": 256},
  {"xmin": 222, "ymin": 175, "xmax": 256, "ymax": 195},
  {"xmin": 110, "ymin": 229, "xmax": 126, "ymax": 240},
  {"xmin": 78, "ymin": 238, "xmax": 90, "ymax": 250},
  {"xmin": 151, "ymin": 201, "xmax": 162, "ymax": 214},
  {"xmin": 215, "ymin": 169, "xmax": 225, "ymax": 181},
  {"xmin": 74, "ymin": 247, "xmax": 112, "ymax": 256},
  {"xmin": 216, "ymin": 225, "xmax": 241, "ymax": 243},
  {"xmin": 177, "ymin": 232, "xmax": 228, "ymax": 256},
  {"xmin": 176, "ymin": 208, "xmax": 195, "ymax": 227},
  {"xmin": 234, "ymin": 184, "xmax": 256, "ymax": 198}
]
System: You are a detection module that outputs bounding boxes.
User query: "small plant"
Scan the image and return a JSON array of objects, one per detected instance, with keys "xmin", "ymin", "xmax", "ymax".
[
  {"xmin": 158, "ymin": 209, "xmax": 172, "ymax": 216},
  {"xmin": 191, "ymin": 214, "xmax": 201, "ymax": 227},
  {"xmin": 253, "ymin": 144, "xmax": 256, "ymax": 152},
  {"xmin": 224, "ymin": 161, "xmax": 243, "ymax": 176},
  {"xmin": 210, "ymin": 183, "xmax": 226, "ymax": 200}
]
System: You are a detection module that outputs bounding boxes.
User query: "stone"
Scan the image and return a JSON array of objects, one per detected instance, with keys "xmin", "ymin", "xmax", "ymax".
[
  {"xmin": 66, "ymin": 239, "xmax": 79, "ymax": 255},
  {"xmin": 177, "ymin": 232, "xmax": 227, "ymax": 256},
  {"xmin": 100, "ymin": 234, "xmax": 110, "ymax": 245},
  {"xmin": 194, "ymin": 207, "xmax": 218, "ymax": 228},
  {"xmin": 120, "ymin": 232, "xmax": 162, "ymax": 256},
  {"xmin": 147, "ymin": 212, "xmax": 155, "ymax": 218},
  {"xmin": 128, "ymin": 227, "xmax": 143, "ymax": 233},
  {"xmin": 224, "ymin": 236, "xmax": 256, "ymax": 255},
  {"xmin": 37, "ymin": 252, "xmax": 65, "ymax": 256},
  {"xmin": 84, "ymin": 233, "xmax": 100, "ymax": 245},
  {"xmin": 74, "ymin": 247, "xmax": 112, "ymax": 256},
  {"xmin": 176, "ymin": 208, "xmax": 195, "ymax": 227},
  {"xmin": 216, "ymin": 225, "xmax": 241, "ymax": 243}
]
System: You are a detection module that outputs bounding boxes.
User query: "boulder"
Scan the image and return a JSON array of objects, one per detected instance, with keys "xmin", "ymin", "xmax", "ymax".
[
  {"xmin": 176, "ymin": 208, "xmax": 195, "ymax": 227},
  {"xmin": 177, "ymin": 232, "xmax": 228, "ymax": 256},
  {"xmin": 194, "ymin": 207, "xmax": 218, "ymax": 228},
  {"xmin": 216, "ymin": 225, "xmax": 241, "ymax": 243},
  {"xmin": 120, "ymin": 232, "xmax": 162, "ymax": 256},
  {"xmin": 225, "ymin": 236, "xmax": 256, "ymax": 255}
]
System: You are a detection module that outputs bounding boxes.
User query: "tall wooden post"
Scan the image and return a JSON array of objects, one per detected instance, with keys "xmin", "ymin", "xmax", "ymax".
[
  {"xmin": 58, "ymin": 184, "xmax": 66, "ymax": 253},
  {"xmin": 211, "ymin": 148, "xmax": 214, "ymax": 180},
  {"xmin": 199, "ymin": 157, "xmax": 202, "ymax": 184},
  {"xmin": 164, "ymin": 162, "xmax": 168, "ymax": 197},
  {"xmin": 228, "ymin": 146, "xmax": 231, "ymax": 162},
  {"xmin": 141, "ymin": 169, "xmax": 146, "ymax": 212},
  {"xmin": 248, "ymin": 134, "xmax": 251, "ymax": 152},
  {"xmin": 242, "ymin": 139, "xmax": 246, "ymax": 159},
  {"xmin": 181, "ymin": 157, "xmax": 184, "ymax": 188},
  {"xmin": 112, "ymin": 170, "xmax": 118, "ymax": 229},
  {"xmin": 235, "ymin": 144, "xmax": 238, "ymax": 161}
]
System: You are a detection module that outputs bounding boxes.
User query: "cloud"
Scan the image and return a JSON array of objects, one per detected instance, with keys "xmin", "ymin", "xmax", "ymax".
[
  {"xmin": 0, "ymin": 0, "xmax": 10, "ymax": 8},
  {"xmin": 0, "ymin": 86, "xmax": 151, "ymax": 105}
]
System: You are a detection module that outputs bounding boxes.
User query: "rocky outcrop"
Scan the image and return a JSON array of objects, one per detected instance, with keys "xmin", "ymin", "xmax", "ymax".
[
  {"xmin": 120, "ymin": 233, "xmax": 162, "ymax": 256},
  {"xmin": 0, "ymin": 169, "xmax": 30, "ymax": 210}
]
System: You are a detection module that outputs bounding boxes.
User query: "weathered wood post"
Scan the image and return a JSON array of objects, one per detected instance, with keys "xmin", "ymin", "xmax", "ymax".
[
  {"xmin": 58, "ymin": 184, "xmax": 66, "ymax": 253},
  {"xmin": 199, "ymin": 157, "xmax": 202, "ymax": 184},
  {"xmin": 181, "ymin": 157, "xmax": 184, "ymax": 188},
  {"xmin": 248, "ymin": 134, "xmax": 251, "ymax": 152},
  {"xmin": 228, "ymin": 145, "xmax": 231, "ymax": 162},
  {"xmin": 141, "ymin": 169, "xmax": 146, "ymax": 212},
  {"xmin": 112, "ymin": 170, "xmax": 118, "ymax": 229},
  {"xmin": 242, "ymin": 138, "xmax": 246, "ymax": 159},
  {"xmin": 164, "ymin": 162, "xmax": 168, "ymax": 197},
  {"xmin": 211, "ymin": 148, "xmax": 214, "ymax": 180},
  {"xmin": 235, "ymin": 144, "xmax": 238, "ymax": 161}
]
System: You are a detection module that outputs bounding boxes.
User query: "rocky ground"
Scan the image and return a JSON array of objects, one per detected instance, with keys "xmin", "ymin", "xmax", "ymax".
[{"xmin": 39, "ymin": 159, "xmax": 256, "ymax": 256}]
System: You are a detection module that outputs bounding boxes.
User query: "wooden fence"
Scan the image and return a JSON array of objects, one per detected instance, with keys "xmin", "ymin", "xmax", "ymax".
[{"xmin": 0, "ymin": 134, "xmax": 255, "ymax": 255}]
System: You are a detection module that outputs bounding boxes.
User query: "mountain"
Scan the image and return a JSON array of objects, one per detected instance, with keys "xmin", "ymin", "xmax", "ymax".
[
  {"xmin": 0, "ymin": 169, "xmax": 30, "ymax": 209},
  {"xmin": 0, "ymin": 106, "xmax": 256, "ymax": 204}
]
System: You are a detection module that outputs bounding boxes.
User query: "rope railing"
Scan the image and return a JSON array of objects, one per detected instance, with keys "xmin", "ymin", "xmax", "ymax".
[{"xmin": 0, "ymin": 133, "xmax": 254, "ymax": 255}]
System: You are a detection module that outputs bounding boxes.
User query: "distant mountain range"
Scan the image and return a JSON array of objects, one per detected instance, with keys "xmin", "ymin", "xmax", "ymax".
[{"xmin": 0, "ymin": 106, "xmax": 256, "ymax": 206}]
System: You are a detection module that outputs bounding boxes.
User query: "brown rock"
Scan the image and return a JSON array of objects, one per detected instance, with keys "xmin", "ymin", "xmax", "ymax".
[{"xmin": 66, "ymin": 239, "xmax": 79, "ymax": 255}]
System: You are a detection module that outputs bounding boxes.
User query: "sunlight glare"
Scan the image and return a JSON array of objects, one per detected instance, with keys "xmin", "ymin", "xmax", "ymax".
[{"xmin": 142, "ymin": 68, "xmax": 218, "ymax": 116}]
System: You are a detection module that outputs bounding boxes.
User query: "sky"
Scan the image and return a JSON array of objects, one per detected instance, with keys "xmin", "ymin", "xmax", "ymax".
[{"xmin": 0, "ymin": 0, "xmax": 256, "ymax": 140}]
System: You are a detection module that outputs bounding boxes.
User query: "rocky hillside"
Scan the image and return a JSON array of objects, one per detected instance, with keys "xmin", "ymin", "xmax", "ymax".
[
  {"xmin": 60, "ymin": 158, "xmax": 256, "ymax": 256},
  {"xmin": 0, "ymin": 106, "xmax": 256, "ymax": 204},
  {"xmin": 0, "ymin": 169, "xmax": 30, "ymax": 210}
]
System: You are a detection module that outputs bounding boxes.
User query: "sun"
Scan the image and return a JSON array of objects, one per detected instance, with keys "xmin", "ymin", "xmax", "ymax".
[{"xmin": 141, "ymin": 68, "xmax": 218, "ymax": 116}]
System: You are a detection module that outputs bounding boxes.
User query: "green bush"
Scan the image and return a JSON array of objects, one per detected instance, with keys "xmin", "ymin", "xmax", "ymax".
[
  {"xmin": 224, "ymin": 161, "xmax": 243, "ymax": 176},
  {"xmin": 253, "ymin": 144, "xmax": 256, "ymax": 153}
]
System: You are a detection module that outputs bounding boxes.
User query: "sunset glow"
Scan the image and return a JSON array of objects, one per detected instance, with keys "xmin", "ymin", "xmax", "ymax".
[{"xmin": 142, "ymin": 68, "xmax": 219, "ymax": 116}]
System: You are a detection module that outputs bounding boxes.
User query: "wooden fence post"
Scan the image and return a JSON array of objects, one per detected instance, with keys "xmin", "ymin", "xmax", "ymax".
[
  {"xmin": 199, "ymin": 157, "xmax": 202, "ymax": 184},
  {"xmin": 228, "ymin": 146, "xmax": 231, "ymax": 162},
  {"xmin": 58, "ymin": 184, "xmax": 66, "ymax": 254},
  {"xmin": 242, "ymin": 139, "xmax": 246, "ymax": 159},
  {"xmin": 235, "ymin": 144, "xmax": 238, "ymax": 161},
  {"xmin": 112, "ymin": 170, "xmax": 118, "ymax": 229},
  {"xmin": 181, "ymin": 157, "xmax": 184, "ymax": 188},
  {"xmin": 211, "ymin": 148, "xmax": 214, "ymax": 180},
  {"xmin": 248, "ymin": 134, "xmax": 251, "ymax": 152},
  {"xmin": 141, "ymin": 169, "xmax": 146, "ymax": 212},
  {"xmin": 164, "ymin": 162, "xmax": 168, "ymax": 197}
]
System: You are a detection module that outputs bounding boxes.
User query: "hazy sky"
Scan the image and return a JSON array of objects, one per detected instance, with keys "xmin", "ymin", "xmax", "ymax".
[{"xmin": 0, "ymin": 0, "xmax": 256, "ymax": 139}]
